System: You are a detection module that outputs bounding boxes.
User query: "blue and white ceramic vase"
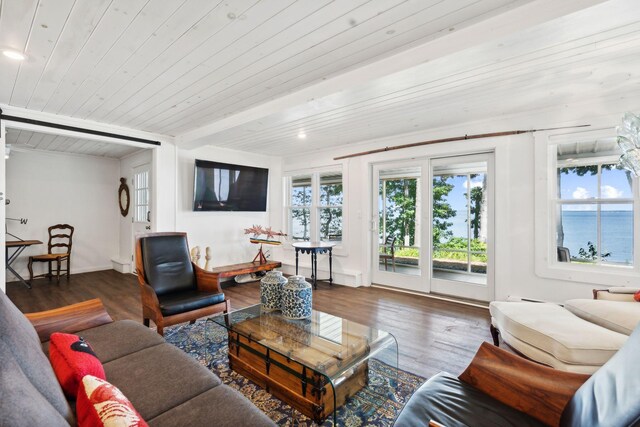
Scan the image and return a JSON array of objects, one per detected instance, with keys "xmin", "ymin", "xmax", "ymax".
[
  {"xmin": 282, "ymin": 275, "xmax": 313, "ymax": 319},
  {"xmin": 260, "ymin": 271, "xmax": 287, "ymax": 312}
]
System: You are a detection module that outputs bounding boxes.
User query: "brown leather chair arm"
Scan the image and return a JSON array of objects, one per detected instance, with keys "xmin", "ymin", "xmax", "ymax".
[
  {"xmin": 459, "ymin": 342, "xmax": 590, "ymax": 427},
  {"xmin": 25, "ymin": 299, "xmax": 113, "ymax": 342},
  {"xmin": 139, "ymin": 282, "xmax": 161, "ymax": 307},
  {"xmin": 193, "ymin": 263, "xmax": 223, "ymax": 294}
]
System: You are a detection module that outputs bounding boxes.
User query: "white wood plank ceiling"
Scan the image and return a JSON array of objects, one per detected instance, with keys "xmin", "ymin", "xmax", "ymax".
[
  {"xmin": 5, "ymin": 129, "xmax": 142, "ymax": 159},
  {"xmin": 0, "ymin": 0, "xmax": 637, "ymax": 157}
]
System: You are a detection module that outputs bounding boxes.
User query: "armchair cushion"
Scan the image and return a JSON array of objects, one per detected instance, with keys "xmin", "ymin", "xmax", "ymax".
[
  {"xmin": 561, "ymin": 322, "xmax": 640, "ymax": 426},
  {"xmin": 565, "ymin": 299, "xmax": 640, "ymax": 335},
  {"xmin": 394, "ymin": 372, "xmax": 544, "ymax": 427},
  {"xmin": 158, "ymin": 290, "xmax": 226, "ymax": 316},
  {"xmin": 140, "ymin": 235, "xmax": 195, "ymax": 296}
]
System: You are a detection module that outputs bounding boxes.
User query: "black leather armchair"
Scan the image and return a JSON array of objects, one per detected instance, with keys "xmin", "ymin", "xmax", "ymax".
[
  {"xmin": 135, "ymin": 232, "xmax": 230, "ymax": 336},
  {"xmin": 395, "ymin": 322, "xmax": 640, "ymax": 426}
]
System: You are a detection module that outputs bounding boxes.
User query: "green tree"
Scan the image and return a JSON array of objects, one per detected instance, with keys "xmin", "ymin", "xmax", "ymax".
[
  {"xmin": 432, "ymin": 176, "xmax": 455, "ymax": 244},
  {"xmin": 291, "ymin": 182, "xmax": 311, "ymax": 240},
  {"xmin": 577, "ymin": 241, "xmax": 611, "ymax": 261},
  {"xmin": 468, "ymin": 176, "xmax": 484, "ymax": 239},
  {"xmin": 379, "ymin": 176, "xmax": 455, "ymax": 250},
  {"xmin": 382, "ymin": 179, "xmax": 418, "ymax": 246},
  {"xmin": 319, "ymin": 182, "xmax": 343, "ymax": 240}
]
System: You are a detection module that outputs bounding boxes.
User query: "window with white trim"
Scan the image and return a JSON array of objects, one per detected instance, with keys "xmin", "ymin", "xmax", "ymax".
[
  {"xmin": 133, "ymin": 167, "xmax": 150, "ymax": 223},
  {"xmin": 535, "ymin": 129, "xmax": 640, "ymax": 286},
  {"xmin": 554, "ymin": 139, "xmax": 636, "ymax": 268},
  {"xmin": 286, "ymin": 169, "xmax": 343, "ymax": 244}
]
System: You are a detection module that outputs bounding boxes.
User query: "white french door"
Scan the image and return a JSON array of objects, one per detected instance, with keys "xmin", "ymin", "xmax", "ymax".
[
  {"xmin": 371, "ymin": 161, "xmax": 427, "ymax": 292},
  {"xmin": 429, "ymin": 153, "xmax": 495, "ymax": 301},
  {"xmin": 132, "ymin": 163, "xmax": 152, "ymax": 272},
  {"xmin": 370, "ymin": 153, "xmax": 495, "ymax": 302}
]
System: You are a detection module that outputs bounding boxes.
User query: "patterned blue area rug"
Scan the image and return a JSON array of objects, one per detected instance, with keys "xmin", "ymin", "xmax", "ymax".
[{"xmin": 165, "ymin": 318, "xmax": 425, "ymax": 426}]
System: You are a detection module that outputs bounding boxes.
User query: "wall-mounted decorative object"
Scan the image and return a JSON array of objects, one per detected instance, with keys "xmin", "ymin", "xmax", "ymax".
[
  {"xmin": 244, "ymin": 224, "xmax": 287, "ymax": 264},
  {"xmin": 260, "ymin": 270, "xmax": 287, "ymax": 311},
  {"xmin": 282, "ymin": 275, "xmax": 312, "ymax": 319},
  {"xmin": 118, "ymin": 178, "xmax": 130, "ymax": 217},
  {"xmin": 617, "ymin": 112, "xmax": 640, "ymax": 176}
]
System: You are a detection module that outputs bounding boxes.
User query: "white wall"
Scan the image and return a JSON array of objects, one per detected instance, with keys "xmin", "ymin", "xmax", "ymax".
[
  {"xmin": 176, "ymin": 145, "xmax": 282, "ymax": 268},
  {"xmin": 275, "ymin": 104, "xmax": 640, "ymax": 303},
  {"xmin": 6, "ymin": 149, "xmax": 119, "ymax": 281}
]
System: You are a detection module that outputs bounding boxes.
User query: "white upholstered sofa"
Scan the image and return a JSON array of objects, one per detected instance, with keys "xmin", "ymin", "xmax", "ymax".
[{"xmin": 489, "ymin": 287, "xmax": 640, "ymax": 374}]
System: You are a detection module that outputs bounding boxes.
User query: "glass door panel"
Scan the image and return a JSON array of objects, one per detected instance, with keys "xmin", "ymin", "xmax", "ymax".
[
  {"xmin": 430, "ymin": 154, "xmax": 494, "ymax": 301},
  {"xmin": 371, "ymin": 162, "xmax": 424, "ymax": 292}
]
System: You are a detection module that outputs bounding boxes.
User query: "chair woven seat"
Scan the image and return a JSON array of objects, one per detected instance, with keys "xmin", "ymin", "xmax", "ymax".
[{"xmin": 31, "ymin": 253, "xmax": 69, "ymax": 260}]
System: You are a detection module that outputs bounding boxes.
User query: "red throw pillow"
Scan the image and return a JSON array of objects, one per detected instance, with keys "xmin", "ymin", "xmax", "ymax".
[
  {"xmin": 49, "ymin": 333, "xmax": 105, "ymax": 397},
  {"xmin": 77, "ymin": 375, "xmax": 148, "ymax": 427},
  {"xmin": 634, "ymin": 289, "xmax": 640, "ymax": 302}
]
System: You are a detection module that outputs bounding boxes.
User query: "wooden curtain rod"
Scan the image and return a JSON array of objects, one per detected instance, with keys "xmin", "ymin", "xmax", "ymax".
[{"xmin": 333, "ymin": 125, "xmax": 591, "ymax": 160}]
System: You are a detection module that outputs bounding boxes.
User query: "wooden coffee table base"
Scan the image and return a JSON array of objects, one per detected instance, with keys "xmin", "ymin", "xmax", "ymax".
[{"xmin": 228, "ymin": 331, "xmax": 368, "ymax": 422}]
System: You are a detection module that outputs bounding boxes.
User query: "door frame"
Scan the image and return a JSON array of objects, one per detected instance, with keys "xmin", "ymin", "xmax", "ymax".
[
  {"xmin": 370, "ymin": 159, "xmax": 428, "ymax": 292},
  {"xmin": 131, "ymin": 162, "xmax": 152, "ymax": 273},
  {"xmin": 429, "ymin": 152, "xmax": 495, "ymax": 302}
]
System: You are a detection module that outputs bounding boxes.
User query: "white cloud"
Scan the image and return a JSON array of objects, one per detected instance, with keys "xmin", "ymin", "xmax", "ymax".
[
  {"xmin": 572, "ymin": 187, "xmax": 590, "ymax": 199},
  {"xmin": 463, "ymin": 179, "xmax": 484, "ymax": 190},
  {"xmin": 601, "ymin": 185, "xmax": 623, "ymax": 198}
]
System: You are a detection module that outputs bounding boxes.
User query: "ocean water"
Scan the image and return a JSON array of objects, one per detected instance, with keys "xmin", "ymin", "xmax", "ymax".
[{"xmin": 560, "ymin": 211, "xmax": 633, "ymax": 264}]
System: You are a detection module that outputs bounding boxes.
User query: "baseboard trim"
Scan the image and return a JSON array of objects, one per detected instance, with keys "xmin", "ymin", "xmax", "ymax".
[
  {"xmin": 6, "ymin": 265, "xmax": 114, "ymax": 283},
  {"xmin": 371, "ymin": 284, "xmax": 490, "ymax": 309},
  {"xmin": 279, "ymin": 262, "xmax": 361, "ymax": 287}
]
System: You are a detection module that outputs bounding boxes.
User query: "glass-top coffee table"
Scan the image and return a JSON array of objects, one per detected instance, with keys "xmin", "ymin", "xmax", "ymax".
[{"xmin": 210, "ymin": 304, "xmax": 398, "ymax": 425}]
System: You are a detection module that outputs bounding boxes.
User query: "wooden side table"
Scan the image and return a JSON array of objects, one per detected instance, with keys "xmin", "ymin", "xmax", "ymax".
[{"xmin": 292, "ymin": 241, "xmax": 336, "ymax": 289}]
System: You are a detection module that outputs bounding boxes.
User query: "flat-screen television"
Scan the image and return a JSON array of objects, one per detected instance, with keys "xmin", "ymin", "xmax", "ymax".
[{"xmin": 193, "ymin": 159, "xmax": 268, "ymax": 211}]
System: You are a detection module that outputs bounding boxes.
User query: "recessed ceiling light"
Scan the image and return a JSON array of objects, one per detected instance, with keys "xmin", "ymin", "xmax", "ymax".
[
  {"xmin": 2, "ymin": 50, "xmax": 26, "ymax": 61},
  {"xmin": 297, "ymin": 132, "xmax": 307, "ymax": 140}
]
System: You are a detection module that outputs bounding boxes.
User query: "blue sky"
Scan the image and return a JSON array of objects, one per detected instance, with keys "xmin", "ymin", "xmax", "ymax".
[{"xmin": 559, "ymin": 166, "xmax": 632, "ymax": 211}]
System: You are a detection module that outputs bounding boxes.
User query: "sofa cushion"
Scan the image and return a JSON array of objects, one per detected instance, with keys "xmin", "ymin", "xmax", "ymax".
[
  {"xmin": 0, "ymin": 291, "xmax": 74, "ymax": 424},
  {"xmin": 77, "ymin": 375, "xmax": 148, "ymax": 427},
  {"xmin": 490, "ymin": 302, "xmax": 627, "ymax": 365},
  {"xmin": 73, "ymin": 320, "xmax": 164, "ymax": 363},
  {"xmin": 0, "ymin": 340, "xmax": 69, "ymax": 427},
  {"xmin": 393, "ymin": 372, "xmax": 544, "ymax": 427},
  {"xmin": 158, "ymin": 290, "xmax": 225, "ymax": 316},
  {"xmin": 147, "ymin": 384, "xmax": 276, "ymax": 427},
  {"xmin": 103, "ymin": 343, "xmax": 221, "ymax": 420},
  {"xmin": 49, "ymin": 333, "xmax": 106, "ymax": 397},
  {"xmin": 565, "ymin": 299, "xmax": 640, "ymax": 335}
]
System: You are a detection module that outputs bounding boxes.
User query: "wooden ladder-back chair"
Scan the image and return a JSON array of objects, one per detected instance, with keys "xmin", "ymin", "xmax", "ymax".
[
  {"xmin": 28, "ymin": 224, "xmax": 74, "ymax": 284},
  {"xmin": 380, "ymin": 235, "xmax": 397, "ymax": 271},
  {"xmin": 135, "ymin": 232, "xmax": 230, "ymax": 336}
]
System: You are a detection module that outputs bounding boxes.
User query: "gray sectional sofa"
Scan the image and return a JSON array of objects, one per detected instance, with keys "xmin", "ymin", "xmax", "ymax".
[{"xmin": 0, "ymin": 291, "xmax": 275, "ymax": 427}]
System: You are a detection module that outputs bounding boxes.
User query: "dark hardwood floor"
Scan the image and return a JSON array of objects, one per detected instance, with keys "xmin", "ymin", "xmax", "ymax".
[{"xmin": 6, "ymin": 269, "xmax": 493, "ymax": 379}]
